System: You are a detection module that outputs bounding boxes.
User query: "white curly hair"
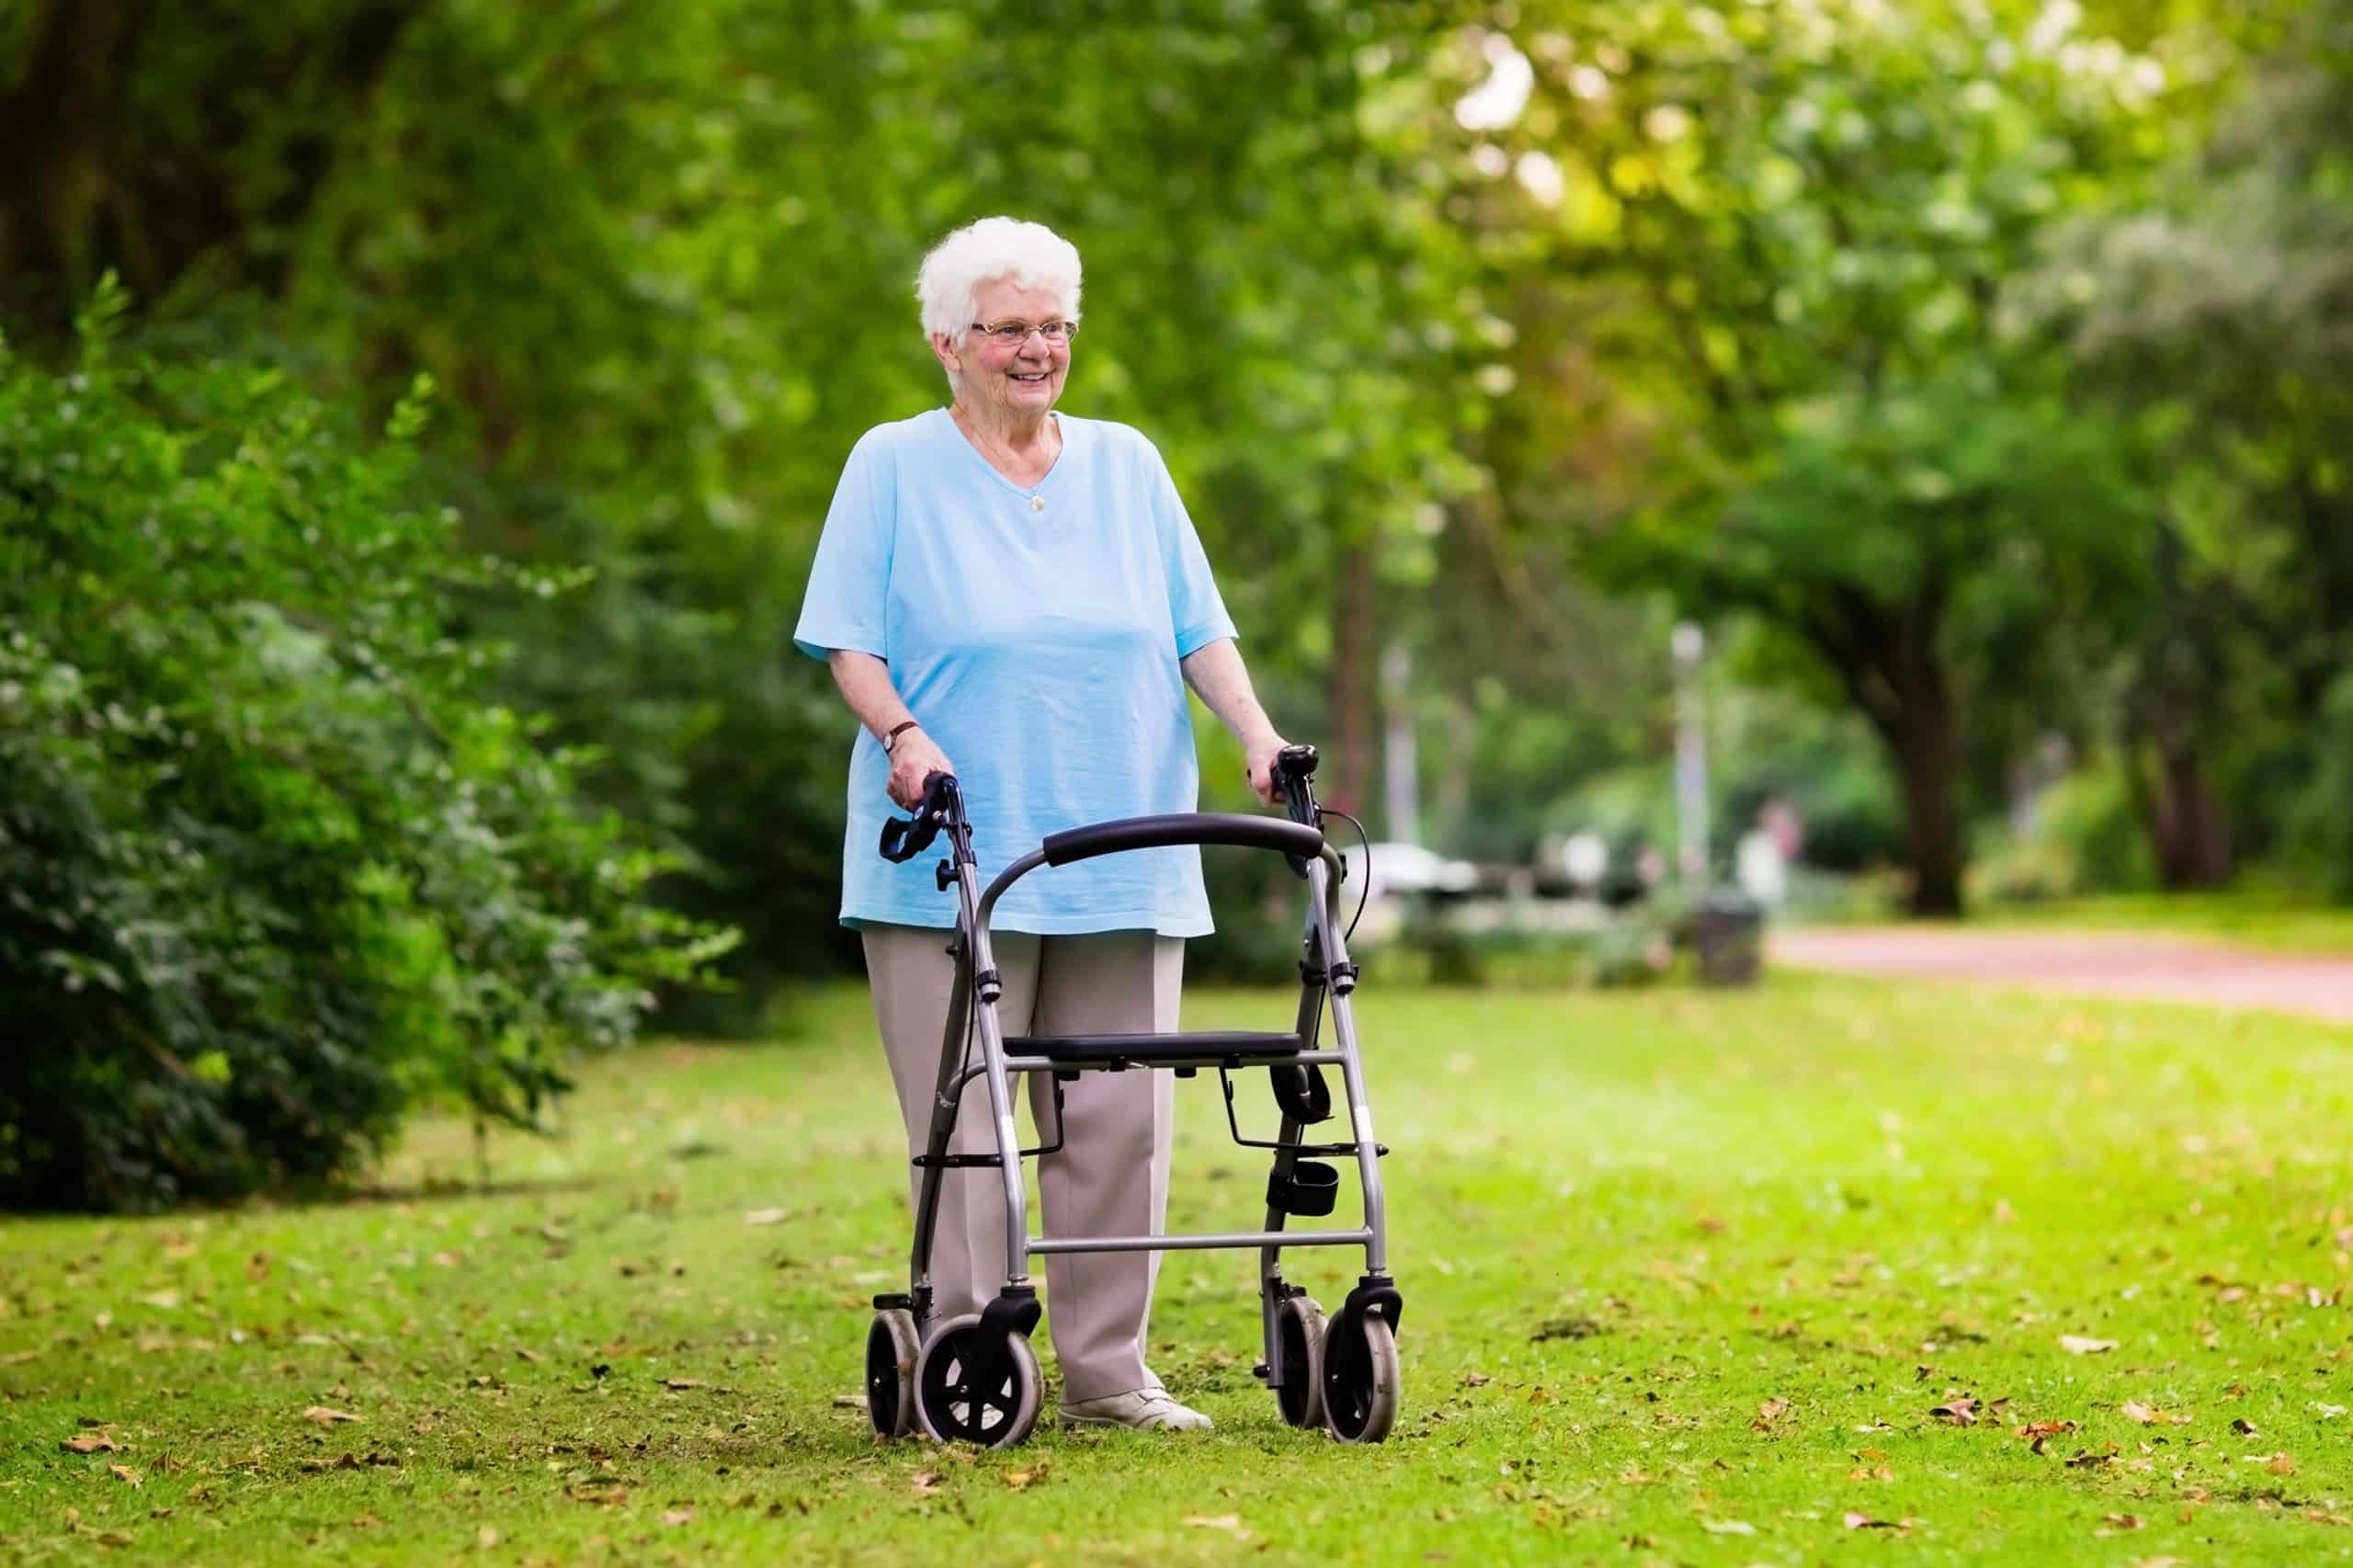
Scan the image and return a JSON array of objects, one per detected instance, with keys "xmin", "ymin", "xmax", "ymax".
[{"xmin": 914, "ymin": 216, "xmax": 1084, "ymax": 349}]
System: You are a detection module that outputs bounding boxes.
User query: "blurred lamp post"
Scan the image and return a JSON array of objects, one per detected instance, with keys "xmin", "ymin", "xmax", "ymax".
[{"xmin": 1672, "ymin": 620, "xmax": 1708, "ymax": 886}]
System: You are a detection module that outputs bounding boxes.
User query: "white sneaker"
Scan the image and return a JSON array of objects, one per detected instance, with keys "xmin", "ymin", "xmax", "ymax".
[{"xmin": 1059, "ymin": 1388, "xmax": 1214, "ymax": 1432}]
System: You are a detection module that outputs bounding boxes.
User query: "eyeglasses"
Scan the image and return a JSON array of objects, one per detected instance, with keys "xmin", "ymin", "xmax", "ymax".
[{"xmin": 970, "ymin": 319, "xmax": 1080, "ymax": 346}]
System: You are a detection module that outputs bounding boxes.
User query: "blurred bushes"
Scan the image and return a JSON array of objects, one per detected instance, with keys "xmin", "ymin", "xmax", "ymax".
[
  {"xmin": 0, "ymin": 287, "xmax": 731, "ymax": 1211},
  {"xmin": 1969, "ymin": 762, "xmax": 2154, "ymax": 904}
]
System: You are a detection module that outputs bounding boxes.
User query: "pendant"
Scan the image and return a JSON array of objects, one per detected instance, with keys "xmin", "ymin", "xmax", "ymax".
[{"xmin": 1029, "ymin": 495, "xmax": 1045, "ymax": 512}]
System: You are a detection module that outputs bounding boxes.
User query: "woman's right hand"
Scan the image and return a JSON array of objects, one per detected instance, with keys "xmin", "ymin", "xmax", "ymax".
[{"xmin": 886, "ymin": 728, "xmax": 955, "ymax": 810}]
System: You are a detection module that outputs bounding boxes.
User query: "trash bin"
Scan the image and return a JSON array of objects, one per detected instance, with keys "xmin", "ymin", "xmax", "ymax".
[{"xmin": 1689, "ymin": 892, "xmax": 1763, "ymax": 986}]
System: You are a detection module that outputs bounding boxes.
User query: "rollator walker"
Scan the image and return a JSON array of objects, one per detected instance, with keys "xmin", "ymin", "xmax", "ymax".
[{"xmin": 860, "ymin": 744, "xmax": 1404, "ymax": 1448}]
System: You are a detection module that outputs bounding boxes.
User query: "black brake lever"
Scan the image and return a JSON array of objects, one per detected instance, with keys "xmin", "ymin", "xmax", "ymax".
[{"xmin": 878, "ymin": 771, "xmax": 957, "ymax": 863}]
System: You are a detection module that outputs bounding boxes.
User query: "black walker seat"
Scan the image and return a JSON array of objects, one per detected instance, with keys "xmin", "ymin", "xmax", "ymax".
[
  {"xmin": 858, "ymin": 744, "xmax": 1404, "ymax": 1449},
  {"xmin": 1006, "ymin": 1029, "xmax": 1305, "ymax": 1068}
]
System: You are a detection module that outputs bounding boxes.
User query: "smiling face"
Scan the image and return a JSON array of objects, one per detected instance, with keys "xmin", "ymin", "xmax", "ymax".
[{"xmin": 930, "ymin": 277, "xmax": 1073, "ymax": 423}]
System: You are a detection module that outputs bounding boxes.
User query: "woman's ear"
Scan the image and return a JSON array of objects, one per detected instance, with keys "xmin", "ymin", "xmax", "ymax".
[{"xmin": 928, "ymin": 332, "xmax": 961, "ymax": 375}]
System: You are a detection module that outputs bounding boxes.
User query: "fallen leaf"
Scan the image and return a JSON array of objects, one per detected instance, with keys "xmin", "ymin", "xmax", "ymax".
[
  {"xmin": 830, "ymin": 1393, "xmax": 865, "ymax": 1409},
  {"xmin": 1700, "ymin": 1519, "xmax": 1756, "ymax": 1536},
  {"xmin": 2120, "ymin": 1401, "xmax": 2186, "ymax": 1426},
  {"xmin": 140, "ymin": 1290, "xmax": 180, "ymax": 1310},
  {"xmin": 1845, "ymin": 1510, "xmax": 1897, "ymax": 1529},
  {"xmin": 661, "ymin": 1508, "xmax": 693, "ymax": 1526},
  {"xmin": 1929, "ymin": 1394, "xmax": 1978, "ymax": 1426},
  {"xmin": 91, "ymin": 1531, "xmax": 134, "ymax": 1549},
  {"xmin": 1183, "ymin": 1514, "xmax": 1244, "ymax": 1531},
  {"xmin": 1461, "ymin": 1372, "xmax": 1492, "ymax": 1388},
  {"xmin": 476, "ymin": 1525, "xmax": 500, "ymax": 1549},
  {"xmin": 2060, "ymin": 1335, "xmax": 2119, "ymax": 1356},
  {"xmin": 301, "ymin": 1406, "xmax": 361, "ymax": 1425},
  {"xmin": 107, "ymin": 1464, "xmax": 139, "ymax": 1486},
  {"xmin": 910, "ymin": 1471, "xmax": 943, "ymax": 1496},
  {"xmin": 2268, "ymin": 1452, "xmax": 2296, "ymax": 1475},
  {"xmin": 2065, "ymin": 1445, "xmax": 2120, "ymax": 1468},
  {"xmin": 1001, "ymin": 1465, "xmax": 1044, "ymax": 1492},
  {"xmin": 62, "ymin": 1432, "xmax": 120, "ymax": 1454},
  {"xmin": 2018, "ymin": 1418, "xmax": 2079, "ymax": 1453},
  {"xmin": 2231, "ymin": 1417, "xmax": 2258, "ymax": 1436},
  {"xmin": 431, "ymin": 1250, "xmax": 464, "ymax": 1268},
  {"xmin": 1751, "ymin": 1396, "xmax": 1790, "ymax": 1431},
  {"xmin": 743, "ymin": 1208, "xmax": 790, "ymax": 1226},
  {"xmin": 662, "ymin": 1379, "xmax": 705, "ymax": 1392},
  {"xmin": 1530, "ymin": 1315, "xmax": 1604, "ymax": 1342},
  {"xmin": 2102, "ymin": 1513, "xmax": 2145, "ymax": 1530}
]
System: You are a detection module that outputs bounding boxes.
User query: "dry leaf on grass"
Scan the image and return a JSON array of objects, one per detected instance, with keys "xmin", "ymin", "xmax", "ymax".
[
  {"xmin": 909, "ymin": 1471, "xmax": 943, "ymax": 1496},
  {"xmin": 1461, "ymin": 1372, "xmax": 1492, "ymax": 1388},
  {"xmin": 1183, "ymin": 1514, "xmax": 1245, "ymax": 1531},
  {"xmin": 62, "ymin": 1432, "xmax": 119, "ymax": 1454},
  {"xmin": 743, "ymin": 1208, "xmax": 789, "ymax": 1226},
  {"xmin": 1843, "ymin": 1510, "xmax": 1899, "ymax": 1529},
  {"xmin": 2120, "ymin": 1401, "xmax": 2189, "ymax": 1426},
  {"xmin": 2101, "ymin": 1514, "xmax": 2145, "ymax": 1530},
  {"xmin": 2018, "ymin": 1418, "xmax": 2080, "ymax": 1454},
  {"xmin": 301, "ymin": 1406, "xmax": 361, "ymax": 1425},
  {"xmin": 830, "ymin": 1393, "xmax": 865, "ymax": 1409},
  {"xmin": 1751, "ymin": 1397, "xmax": 1790, "ymax": 1431},
  {"xmin": 1700, "ymin": 1519, "xmax": 1756, "ymax": 1536},
  {"xmin": 662, "ymin": 1379, "xmax": 705, "ymax": 1392},
  {"xmin": 1001, "ymin": 1464, "xmax": 1046, "ymax": 1492},
  {"xmin": 476, "ymin": 1525, "xmax": 500, "ymax": 1549},
  {"xmin": 2059, "ymin": 1335, "xmax": 2119, "ymax": 1355},
  {"xmin": 661, "ymin": 1508, "xmax": 694, "ymax": 1526},
  {"xmin": 1929, "ymin": 1393, "xmax": 1978, "ymax": 1426},
  {"xmin": 2231, "ymin": 1417, "xmax": 2259, "ymax": 1435},
  {"xmin": 107, "ymin": 1464, "xmax": 139, "ymax": 1486}
]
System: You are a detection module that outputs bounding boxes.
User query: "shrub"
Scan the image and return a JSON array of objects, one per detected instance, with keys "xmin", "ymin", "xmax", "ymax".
[{"xmin": 0, "ymin": 282, "xmax": 733, "ymax": 1211}]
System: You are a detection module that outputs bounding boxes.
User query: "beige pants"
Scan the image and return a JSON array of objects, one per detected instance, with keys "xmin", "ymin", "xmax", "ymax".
[{"xmin": 862, "ymin": 924, "xmax": 1181, "ymax": 1403}]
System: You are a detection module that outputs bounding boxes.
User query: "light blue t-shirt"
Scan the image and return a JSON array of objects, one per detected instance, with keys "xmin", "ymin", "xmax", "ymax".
[{"xmin": 793, "ymin": 407, "xmax": 1238, "ymax": 936}]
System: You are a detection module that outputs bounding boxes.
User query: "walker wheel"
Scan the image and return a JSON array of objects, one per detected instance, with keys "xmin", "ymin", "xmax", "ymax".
[
  {"xmin": 913, "ymin": 1312, "xmax": 1042, "ymax": 1449},
  {"xmin": 1321, "ymin": 1312, "xmax": 1400, "ymax": 1444},
  {"xmin": 865, "ymin": 1308, "xmax": 921, "ymax": 1440},
  {"xmin": 1272, "ymin": 1294, "xmax": 1326, "ymax": 1428}
]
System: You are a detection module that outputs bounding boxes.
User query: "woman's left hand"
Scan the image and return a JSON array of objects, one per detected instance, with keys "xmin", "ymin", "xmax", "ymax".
[{"xmin": 1244, "ymin": 731, "xmax": 1289, "ymax": 807}]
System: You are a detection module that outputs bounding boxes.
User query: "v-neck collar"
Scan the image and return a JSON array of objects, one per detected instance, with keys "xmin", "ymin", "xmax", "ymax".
[{"xmin": 937, "ymin": 406, "xmax": 1070, "ymax": 501}]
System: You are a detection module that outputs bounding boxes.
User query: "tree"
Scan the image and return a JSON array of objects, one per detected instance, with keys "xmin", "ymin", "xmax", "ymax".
[
  {"xmin": 2055, "ymin": 0, "xmax": 2353, "ymax": 890},
  {"xmin": 1433, "ymin": 0, "xmax": 2174, "ymax": 912}
]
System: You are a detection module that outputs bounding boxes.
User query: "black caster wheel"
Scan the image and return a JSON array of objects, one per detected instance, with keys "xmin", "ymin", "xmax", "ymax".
[
  {"xmin": 1272, "ymin": 1294, "xmax": 1326, "ymax": 1429},
  {"xmin": 865, "ymin": 1307, "xmax": 921, "ymax": 1440},
  {"xmin": 913, "ymin": 1312, "xmax": 1042, "ymax": 1449},
  {"xmin": 1321, "ymin": 1311, "xmax": 1400, "ymax": 1444}
]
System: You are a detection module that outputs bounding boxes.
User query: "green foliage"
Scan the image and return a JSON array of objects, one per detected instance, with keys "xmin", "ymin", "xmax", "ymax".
[
  {"xmin": 0, "ymin": 286, "xmax": 731, "ymax": 1210},
  {"xmin": 1970, "ymin": 759, "xmax": 2155, "ymax": 904},
  {"xmin": 2284, "ymin": 671, "xmax": 2353, "ymax": 899}
]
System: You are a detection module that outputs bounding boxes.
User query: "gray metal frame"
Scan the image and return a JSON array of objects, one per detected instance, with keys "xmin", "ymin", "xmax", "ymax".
[{"xmin": 904, "ymin": 834, "xmax": 1384, "ymax": 1401}]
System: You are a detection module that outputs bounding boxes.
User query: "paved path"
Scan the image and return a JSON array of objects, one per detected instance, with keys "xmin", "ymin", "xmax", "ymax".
[{"xmin": 1769, "ymin": 926, "xmax": 2353, "ymax": 1026}]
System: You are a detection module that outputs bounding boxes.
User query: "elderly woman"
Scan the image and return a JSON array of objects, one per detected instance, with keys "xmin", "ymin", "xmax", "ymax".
[{"xmin": 792, "ymin": 217, "xmax": 1288, "ymax": 1432}]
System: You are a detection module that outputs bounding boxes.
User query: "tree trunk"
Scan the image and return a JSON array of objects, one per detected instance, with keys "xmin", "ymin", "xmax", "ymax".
[
  {"xmin": 2144, "ymin": 734, "xmax": 2232, "ymax": 889},
  {"xmin": 1327, "ymin": 537, "xmax": 1378, "ymax": 816},
  {"xmin": 1884, "ymin": 702, "xmax": 1966, "ymax": 916}
]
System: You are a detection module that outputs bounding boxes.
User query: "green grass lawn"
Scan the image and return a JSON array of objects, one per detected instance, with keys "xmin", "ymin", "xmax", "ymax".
[
  {"xmin": 1958, "ymin": 893, "xmax": 2353, "ymax": 955},
  {"xmin": 6, "ymin": 974, "xmax": 2353, "ymax": 1565}
]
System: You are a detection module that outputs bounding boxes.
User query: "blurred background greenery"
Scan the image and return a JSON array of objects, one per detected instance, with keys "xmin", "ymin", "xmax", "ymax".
[{"xmin": 5, "ymin": 0, "xmax": 2350, "ymax": 1206}]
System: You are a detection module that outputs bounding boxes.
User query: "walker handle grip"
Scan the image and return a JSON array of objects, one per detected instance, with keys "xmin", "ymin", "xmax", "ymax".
[
  {"xmin": 878, "ymin": 772, "xmax": 957, "ymax": 863},
  {"xmin": 1040, "ymin": 812, "xmax": 1324, "ymax": 869}
]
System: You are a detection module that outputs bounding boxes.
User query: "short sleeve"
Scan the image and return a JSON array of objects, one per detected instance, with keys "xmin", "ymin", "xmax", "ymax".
[
  {"xmin": 1148, "ymin": 447, "xmax": 1238, "ymax": 658},
  {"xmin": 792, "ymin": 429, "xmax": 896, "ymax": 661}
]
